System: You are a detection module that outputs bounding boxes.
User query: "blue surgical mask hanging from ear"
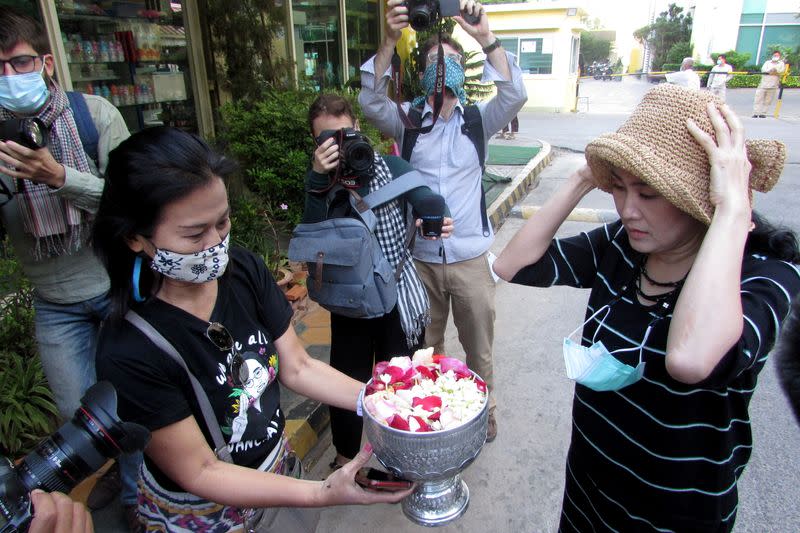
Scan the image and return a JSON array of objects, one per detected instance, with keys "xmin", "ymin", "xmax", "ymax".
[
  {"xmin": 562, "ymin": 300, "xmax": 648, "ymax": 392},
  {"xmin": 0, "ymin": 65, "xmax": 50, "ymax": 115}
]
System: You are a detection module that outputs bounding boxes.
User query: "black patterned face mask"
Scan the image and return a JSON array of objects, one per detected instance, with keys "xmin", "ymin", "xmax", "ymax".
[{"xmin": 150, "ymin": 233, "xmax": 230, "ymax": 283}]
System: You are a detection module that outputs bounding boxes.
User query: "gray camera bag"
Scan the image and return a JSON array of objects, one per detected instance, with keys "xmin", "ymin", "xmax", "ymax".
[{"xmin": 288, "ymin": 170, "xmax": 426, "ymax": 319}]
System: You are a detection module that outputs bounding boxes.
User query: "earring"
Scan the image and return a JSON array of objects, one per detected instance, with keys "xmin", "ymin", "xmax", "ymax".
[{"xmin": 132, "ymin": 255, "xmax": 146, "ymax": 303}]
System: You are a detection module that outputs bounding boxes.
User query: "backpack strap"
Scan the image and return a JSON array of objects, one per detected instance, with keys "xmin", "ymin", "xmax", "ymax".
[
  {"xmin": 461, "ymin": 105, "xmax": 491, "ymax": 237},
  {"xmin": 124, "ymin": 310, "xmax": 234, "ymax": 463},
  {"xmin": 66, "ymin": 91, "xmax": 100, "ymax": 168},
  {"xmin": 361, "ymin": 170, "xmax": 427, "ymax": 209},
  {"xmin": 400, "ymin": 106, "xmax": 424, "ymax": 163}
]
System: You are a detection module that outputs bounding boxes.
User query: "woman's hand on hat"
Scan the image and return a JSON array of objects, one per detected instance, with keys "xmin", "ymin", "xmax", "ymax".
[
  {"xmin": 572, "ymin": 163, "xmax": 599, "ymax": 192},
  {"xmin": 317, "ymin": 442, "xmax": 414, "ymax": 506},
  {"xmin": 686, "ymin": 103, "xmax": 752, "ymax": 221}
]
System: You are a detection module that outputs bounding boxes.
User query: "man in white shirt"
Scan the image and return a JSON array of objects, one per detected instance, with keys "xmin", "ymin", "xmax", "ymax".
[
  {"xmin": 753, "ymin": 51, "xmax": 786, "ymax": 117},
  {"xmin": 665, "ymin": 57, "xmax": 700, "ymax": 90},
  {"xmin": 707, "ymin": 54, "xmax": 733, "ymax": 101},
  {"xmin": 358, "ymin": 0, "xmax": 527, "ymax": 442}
]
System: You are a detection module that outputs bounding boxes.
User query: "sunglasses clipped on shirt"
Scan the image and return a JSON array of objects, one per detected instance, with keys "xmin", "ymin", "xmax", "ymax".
[
  {"xmin": 205, "ymin": 322, "xmax": 249, "ymax": 387},
  {"xmin": 0, "ymin": 55, "xmax": 43, "ymax": 75}
]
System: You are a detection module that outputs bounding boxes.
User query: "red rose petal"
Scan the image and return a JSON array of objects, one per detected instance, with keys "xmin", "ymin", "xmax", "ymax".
[
  {"xmin": 411, "ymin": 415, "xmax": 432, "ymax": 432},
  {"xmin": 373, "ymin": 361, "xmax": 389, "ymax": 379},
  {"xmin": 416, "ymin": 365, "xmax": 435, "ymax": 381},
  {"xmin": 412, "ymin": 395, "xmax": 442, "ymax": 411},
  {"xmin": 388, "ymin": 414, "xmax": 410, "ymax": 431}
]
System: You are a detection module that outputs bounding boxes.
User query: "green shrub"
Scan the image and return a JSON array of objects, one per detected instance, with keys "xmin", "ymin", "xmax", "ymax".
[
  {"xmin": 0, "ymin": 247, "xmax": 57, "ymax": 457},
  {"xmin": 665, "ymin": 41, "xmax": 692, "ymax": 65},
  {"xmin": 710, "ymin": 50, "xmax": 751, "ymax": 71},
  {"xmin": 662, "ymin": 63, "xmax": 681, "ymax": 72}
]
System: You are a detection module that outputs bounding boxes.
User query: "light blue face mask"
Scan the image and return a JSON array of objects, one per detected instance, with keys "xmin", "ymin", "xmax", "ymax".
[
  {"xmin": 562, "ymin": 303, "xmax": 649, "ymax": 392},
  {"xmin": 412, "ymin": 56, "xmax": 467, "ymax": 108},
  {"xmin": 0, "ymin": 66, "xmax": 50, "ymax": 114}
]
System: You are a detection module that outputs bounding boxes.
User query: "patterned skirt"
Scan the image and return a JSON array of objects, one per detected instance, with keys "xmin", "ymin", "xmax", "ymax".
[{"xmin": 137, "ymin": 435, "xmax": 292, "ymax": 532}]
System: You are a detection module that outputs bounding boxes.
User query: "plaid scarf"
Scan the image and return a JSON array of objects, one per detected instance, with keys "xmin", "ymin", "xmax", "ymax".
[
  {"xmin": 0, "ymin": 84, "xmax": 94, "ymax": 259},
  {"xmin": 369, "ymin": 155, "xmax": 430, "ymax": 347}
]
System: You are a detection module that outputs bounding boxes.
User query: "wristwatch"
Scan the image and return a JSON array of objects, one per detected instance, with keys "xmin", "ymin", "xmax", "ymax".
[{"xmin": 482, "ymin": 38, "xmax": 502, "ymax": 54}]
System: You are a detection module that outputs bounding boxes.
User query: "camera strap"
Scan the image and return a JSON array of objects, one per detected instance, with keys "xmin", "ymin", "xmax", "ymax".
[{"xmin": 392, "ymin": 35, "xmax": 446, "ymax": 133}]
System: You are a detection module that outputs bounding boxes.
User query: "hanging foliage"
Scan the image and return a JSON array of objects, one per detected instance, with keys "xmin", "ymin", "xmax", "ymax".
[{"xmin": 205, "ymin": 0, "xmax": 293, "ymax": 101}]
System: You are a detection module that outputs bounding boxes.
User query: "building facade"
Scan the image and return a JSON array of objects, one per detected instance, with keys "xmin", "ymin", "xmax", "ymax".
[
  {"xmin": 692, "ymin": 0, "xmax": 799, "ymax": 66},
  {"xmin": 8, "ymin": 0, "xmax": 383, "ymax": 138},
  {"xmin": 456, "ymin": 2, "xmax": 585, "ymax": 112}
]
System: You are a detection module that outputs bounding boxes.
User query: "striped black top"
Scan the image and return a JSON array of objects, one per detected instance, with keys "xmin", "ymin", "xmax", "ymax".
[{"xmin": 512, "ymin": 221, "xmax": 800, "ymax": 532}]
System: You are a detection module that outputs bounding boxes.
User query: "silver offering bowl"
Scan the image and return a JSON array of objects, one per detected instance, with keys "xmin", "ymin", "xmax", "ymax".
[{"xmin": 362, "ymin": 376, "xmax": 488, "ymax": 527}]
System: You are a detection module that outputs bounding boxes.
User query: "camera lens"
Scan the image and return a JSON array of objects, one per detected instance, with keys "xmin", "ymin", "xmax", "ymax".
[
  {"xmin": 13, "ymin": 382, "xmax": 149, "ymax": 495},
  {"xmin": 345, "ymin": 141, "xmax": 375, "ymax": 174},
  {"xmin": 409, "ymin": 9, "xmax": 433, "ymax": 31}
]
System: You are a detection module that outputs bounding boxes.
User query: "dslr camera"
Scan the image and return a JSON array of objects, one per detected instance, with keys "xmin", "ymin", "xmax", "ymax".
[
  {"xmin": 0, "ymin": 382, "xmax": 150, "ymax": 533},
  {"xmin": 404, "ymin": 0, "xmax": 481, "ymax": 32},
  {"xmin": 315, "ymin": 127, "xmax": 375, "ymax": 186},
  {"xmin": 0, "ymin": 118, "xmax": 48, "ymax": 150}
]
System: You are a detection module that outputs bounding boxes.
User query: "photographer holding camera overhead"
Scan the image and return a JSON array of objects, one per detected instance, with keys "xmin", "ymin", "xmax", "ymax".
[
  {"xmin": 301, "ymin": 94, "xmax": 452, "ymax": 471},
  {"xmin": 358, "ymin": 0, "xmax": 527, "ymax": 441},
  {"xmin": 0, "ymin": 7, "xmax": 140, "ymax": 531}
]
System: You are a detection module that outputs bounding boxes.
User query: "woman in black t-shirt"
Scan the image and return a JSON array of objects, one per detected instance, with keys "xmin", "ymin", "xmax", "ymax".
[
  {"xmin": 494, "ymin": 85, "xmax": 800, "ymax": 530},
  {"xmin": 92, "ymin": 127, "xmax": 411, "ymax": 531}
]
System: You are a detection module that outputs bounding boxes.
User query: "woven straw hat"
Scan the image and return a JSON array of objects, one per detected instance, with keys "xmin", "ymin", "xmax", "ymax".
[{"xmin": 585, "ymin": 83, "xmax": 785, "ymax": 225}]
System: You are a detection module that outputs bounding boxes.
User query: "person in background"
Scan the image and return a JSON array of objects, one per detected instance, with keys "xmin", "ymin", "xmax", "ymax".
[
  {"xmin": 752, "ymin": 50, "xmax": 786, "ymax": 118},
  {"xmin": 303, "ymin": 94, "xmax": 452, "ymax": 470},
  {"xmin": 0, "ymin": 7, "xmax": 140, "ymax": 530},
  {"xmin": 665, "ymin": 57, "xmax": 700, "ymax": 90},
  {"xmin": 93, "ymin": 127, "xmax": 412, "ymax": 531},
  {"xmin": 494, "ymin": 83, "xmax": 799, "ymax": 531},
  {"xmin": 358, "ymin": 0, "xmax": 527, "ymax": 442},
  {"xmin": 497, "ymin": 115, "xmax": 519, "ymax": 140},
  {"xmin": 707, "ymin": 53, "xmax": 733, "ymax": 101}
]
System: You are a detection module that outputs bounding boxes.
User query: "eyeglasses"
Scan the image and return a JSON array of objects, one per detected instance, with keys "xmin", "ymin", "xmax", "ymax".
[
  {"xmin": 0, "ymin": 55, "xmax": 43, "ymax": 75},
  {"xmin": 426, "ymin": 52, "xmax": 463, "ymax": 65},
  {"xmin": 206, "ymin": 322, "xmax": 249, "ymax": 387}
]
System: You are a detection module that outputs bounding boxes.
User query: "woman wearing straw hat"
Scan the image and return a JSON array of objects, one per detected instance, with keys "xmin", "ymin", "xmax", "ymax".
[{"xmin": 494, "ymin": 83, "xmax": 800, "ymax": 531}]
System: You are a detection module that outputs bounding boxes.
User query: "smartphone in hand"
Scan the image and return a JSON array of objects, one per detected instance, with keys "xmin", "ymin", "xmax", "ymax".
[{"xmin": 355, "ymin": 467, "xmax": 413, "ymax": 492}]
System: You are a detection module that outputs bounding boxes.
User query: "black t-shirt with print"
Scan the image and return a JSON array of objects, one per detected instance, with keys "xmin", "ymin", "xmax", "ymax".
[{"xmin": 97, "ymin": 246, "xmax": 293, "ymax": 492}]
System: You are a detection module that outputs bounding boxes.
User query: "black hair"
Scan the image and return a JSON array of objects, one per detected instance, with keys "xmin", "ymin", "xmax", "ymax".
[
  {"xmin": 92, "ymin": 127, "xmax": 239, "ymax": 321},
  {"xmin": 0, "ymin": 7, "xmax": 51, "ymax": 56},
  {"xmin": 774, "ymin": 293, "xmax": 800, "ymax": 426},
  {"xmin": 745, "ymin": 212, "xmax": 800, "ymax": 263}
]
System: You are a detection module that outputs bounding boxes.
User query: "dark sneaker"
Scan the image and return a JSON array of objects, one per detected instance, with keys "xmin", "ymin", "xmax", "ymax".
[
  {"xmin": 86, "ymin": 463, "xmax": 121, "ymax": 510},
  {"xmin": 124, "ymin": 504, "xmax": 144, "ymax": 533},
  {"xmin": 486, "ymin": 412, "xmax": 498, "ymax": 443}
]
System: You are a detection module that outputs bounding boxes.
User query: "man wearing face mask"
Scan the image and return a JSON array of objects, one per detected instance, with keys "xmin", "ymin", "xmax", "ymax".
[
  {"xmin": 707, "ymin": 54, "xmax": 733, "ymax": 101},
  {"xmin": 303, "ymin": 94, "xmax": 452, "ymax": 470},
  {"xmin": 358, "ymin": 0, "xmax": 527, "ymax": 442},
  {"xmin": 0, "ymin": 8, "xmax": 139, "ymax": 531},
  {"xmin": 752, "ymin": 51, "xmax": 786, "ymax": 118}
]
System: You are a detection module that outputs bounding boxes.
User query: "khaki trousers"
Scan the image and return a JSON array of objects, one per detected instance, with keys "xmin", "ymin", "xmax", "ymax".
[
  {"xmin": 753, "ymin": 87, "xmax": 777, "ymax": 115},
  {"xmin": 415, "ymin": 253, "xmax": 497, "ymax": 410}
]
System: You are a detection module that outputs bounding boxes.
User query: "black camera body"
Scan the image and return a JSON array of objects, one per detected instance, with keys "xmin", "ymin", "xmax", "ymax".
[
  {"xmin": 315, "ymin": 127, "xmax": 375, "ymax": 187},
  {"xmin": 0, "ymin": 382, "xmax": 150, "ymax": 533},
  {"xmin": 0, "ymin": 118, "xmax": 48, "ymax": 150},
  {"xmin": 404, "ymin": 0, "xmax": 480, "ymax": 32}
]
